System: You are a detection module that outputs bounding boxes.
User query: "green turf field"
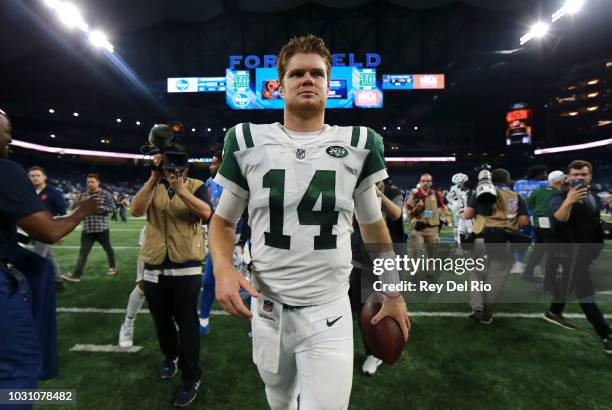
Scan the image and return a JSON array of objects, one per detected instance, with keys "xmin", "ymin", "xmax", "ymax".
[{"xmin": 36, "ymin": 216, "xmax": 612, "ymax": 409}]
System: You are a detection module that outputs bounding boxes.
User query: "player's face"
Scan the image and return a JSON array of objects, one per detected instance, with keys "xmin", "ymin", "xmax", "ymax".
[
  {"xmin": 567, "ymin": 166, "xmax": 592, "ymax": 185},
  {"xmin": 28, "ymin": 170, "xmax": 47, "ymax": 187},
  {"xmin": 419, "ymin": 176, "xmax": 432, "ymax": 191},
  {"xmin": 0, "ymin": 115, "xmax": 12, "ymax": 158},
  {"xmin": 87, "ymin": 177, "xmax": 100, "ymax": 192},
  {"xmin": 280, "ymin": 53, "xmax": 329, "ymax": 114}
]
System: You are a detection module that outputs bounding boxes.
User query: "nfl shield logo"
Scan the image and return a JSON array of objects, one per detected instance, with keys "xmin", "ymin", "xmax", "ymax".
[
  {"xmin": 263, "ymin": 300, "xmax": 274, "ymax": 313},
  {"xmin": 296, "ymin": 148, "xmax": 306, "ymax": 159}
]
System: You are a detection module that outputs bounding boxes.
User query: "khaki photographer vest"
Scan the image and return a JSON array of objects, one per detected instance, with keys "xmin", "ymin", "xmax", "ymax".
[
  {"xmin": 140, "ymin": 178, "xmax": 205, "ymax": 265},
  {"xmin": 409, "ymin": 191, "xmax": 441, "ymax": 228},
  {"xmin": 473, "ymin": 188, "xmax": 521, "ymax": 234}
]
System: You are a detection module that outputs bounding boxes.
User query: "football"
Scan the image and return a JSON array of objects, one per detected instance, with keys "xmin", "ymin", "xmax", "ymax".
[{"xmin": 359, "ymin": 292, "xmax": 406, "ymax": 365}]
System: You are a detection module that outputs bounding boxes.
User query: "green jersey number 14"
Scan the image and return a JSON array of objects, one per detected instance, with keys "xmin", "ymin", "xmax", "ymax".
[{"xmin": 262, "ymin": 169, "xmax": 339, "ymax": 250}]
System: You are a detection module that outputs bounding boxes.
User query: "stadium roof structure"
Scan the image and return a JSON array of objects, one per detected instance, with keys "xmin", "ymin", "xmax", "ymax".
[{"xmin": 0, "ymin": 0, "xmax": 610, "ymax": 157}]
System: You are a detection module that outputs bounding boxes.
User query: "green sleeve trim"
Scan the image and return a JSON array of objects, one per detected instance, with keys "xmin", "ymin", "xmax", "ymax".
[
  {"xmin": 356, "ymin": 128, "xmax": 385, "ymax": 189},
  {"xmin": 217, "ymin": 127, "xmax": 249, "ymax": 192},
  {"xmin": 350, "ymin": 126, "xmax": 360, "ymax": 147},
  {"xmin": 242, "ymin": 122, "xmax": 254, "ymax": 148}
]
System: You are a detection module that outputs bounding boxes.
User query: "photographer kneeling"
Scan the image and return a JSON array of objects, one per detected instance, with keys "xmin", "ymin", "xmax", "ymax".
[
  {"xmin": 130, "ymin": 146, "xmax": 211, "ymax": 407},
  {"xmin": 464, "ymin": 168, "xmax": 530, "ymax": 324}
]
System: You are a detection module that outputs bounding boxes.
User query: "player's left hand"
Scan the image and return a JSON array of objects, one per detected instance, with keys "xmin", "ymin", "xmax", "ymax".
[
  {"xmin": 371, "ymin": 294, "xmax": 411, "ymax": 341},
  {"xmin": 165, "ymin": 169, "xmax": 186, "ymax": 193}
]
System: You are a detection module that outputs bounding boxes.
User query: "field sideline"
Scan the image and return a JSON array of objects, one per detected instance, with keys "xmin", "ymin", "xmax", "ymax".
[{"xmin": 34, "ymin": 217, "xmax": 612, "ymax": 409}]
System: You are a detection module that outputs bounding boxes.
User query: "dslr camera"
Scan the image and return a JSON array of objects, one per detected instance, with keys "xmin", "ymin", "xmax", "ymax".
[{"xmin": 142, "ymin": 122, "xmax": 189, "ymax": 172}]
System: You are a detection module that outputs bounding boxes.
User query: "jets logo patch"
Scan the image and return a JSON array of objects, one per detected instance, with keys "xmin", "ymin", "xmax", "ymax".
[{"xmin": 326, "ymin": 146, "xmax": 348, "ymax": 158}]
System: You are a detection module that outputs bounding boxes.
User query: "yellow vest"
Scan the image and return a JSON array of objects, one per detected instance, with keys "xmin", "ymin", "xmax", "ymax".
[
  {"xmin": 473, "ymin": 189, "xmax": 521, "ymax": 234},
  {"xmin": 408, "ymin": 191, "xmax": 441, "ymax": 227},
  {"xmin": 140, "ymin": 178, "xmax": 205, "ymax": 265}
]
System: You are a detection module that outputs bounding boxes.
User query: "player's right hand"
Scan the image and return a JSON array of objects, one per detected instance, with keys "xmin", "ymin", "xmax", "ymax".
[{"xmin": 215, "ymin": 266, "xmax": 259, "ymax": 319}]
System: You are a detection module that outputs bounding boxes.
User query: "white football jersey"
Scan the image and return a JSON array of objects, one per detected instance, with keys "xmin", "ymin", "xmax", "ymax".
[{"xmin": 215, "ymin": 122, "xmax": 387, "ymax": 306}]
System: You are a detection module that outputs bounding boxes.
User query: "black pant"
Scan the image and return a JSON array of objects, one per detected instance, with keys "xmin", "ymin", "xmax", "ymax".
[
  {"xmin": 524, "ymin": 228, "xmax": 561, "ymax": 286},
  {"xmin": 549, "ymin": 250, "xmax": 611, "ymax": 340},
  {"xmin": 73, "ymin": 230, "xmax": 115, "ymax": 276},
  {"xmin": 144, "ymin": 274, "xmax": 202, "ymax": 383}
]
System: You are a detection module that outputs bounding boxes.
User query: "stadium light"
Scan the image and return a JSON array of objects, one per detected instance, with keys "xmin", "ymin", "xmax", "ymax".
[
  {"xmin": 89, "ymin": 30, "xmax": 114, "ymax": 53},
  {"xmin": 520, "ymin": 22, "xmax": 549, "ymax": 45},
  {"xmin": 587, "ymin": 79, "xmax": 599, "ymax": 85},
  {"xmin": 414, "ymin": 126, "xmax": 418, "ymax": 130},
  {"xmin": 50, "ymin": 134, "xmax": 56, "ymax": 138},
  {"xmin": 48, "ymin": 108, "xmax": 55, "ymax": 114},
  {"xmin": 384, "ymin": 157, "xmax": 456, "ymax": 163},
  {"xmin": 222, "ymin": 127, "xmax": 227, "ymax": 132},
  {"xmin": 586, "ymin": 106, "xmax": 599, "ymax": 111},
  {"xmin": 73, "ymin": 112, "xmax": 79, "ymax": 117},
  {"xmin": 397, "ymin": 126, "xmax": 401, "ymax": 130},
  {"xmin": 534, "ymin": 138, "xmax": 612, "ymax": 155},
  {"xmin": 57, "ymin": 2, "xmax": 88, "ymax": 32},
  {"xmin": 191, "ymin": 128, "xmax": 196, "ymax": 132},
  {"xmin": 587, "ymin": 92, "xmax": 599, "ymax": 98},
  {"xmin": 116, "ymin": 118, "xmax": 122, "ymax": 123},
  {"xmin": 43, "ymin": 0, "xmax": 61, "ymax": 9},
  {"xmin": 136, "ymin": 121, "xmax": 141, "ymax": 125},
  {"xmin": 552, "ymin": 0, "xmax": 585, "ymax": 22},
  {"xmin": 382, "ymin": 126, "xmax": 387, "ymax": 130},
  {"xmin": 207, "ymin": 128, "xmax": 211, "ymax": 132}
]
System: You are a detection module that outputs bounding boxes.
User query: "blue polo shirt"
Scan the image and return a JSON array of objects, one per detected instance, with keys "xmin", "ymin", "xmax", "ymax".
[
  {"xmin": 37, "ymin": 185, "xmax": 66, "ymax": 217},
  {"xmin": 0, "ymin": 159, "xmax": 47, "ymax": 261}
]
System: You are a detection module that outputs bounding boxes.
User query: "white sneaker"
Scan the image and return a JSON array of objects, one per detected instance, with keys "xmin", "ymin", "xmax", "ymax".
[
  {"xmin": 107, "ymin": 268, "xmax": 117, "ymax": 276},
  {"xmin": 511, "ymin": 262, "xmax": 525, "ymax": 274},
  {"xmin": 119, "ymin": 320, "xmax": 134, "ymax": 348},
  {"xmin": 362, "ymin": 355, "xmax": 383, "ymax": 375}
]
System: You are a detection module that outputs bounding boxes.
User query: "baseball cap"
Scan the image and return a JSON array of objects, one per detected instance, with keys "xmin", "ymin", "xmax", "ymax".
[{"xmin": 548, "ymin": 170, "xmax": 565, "ymax": 184}]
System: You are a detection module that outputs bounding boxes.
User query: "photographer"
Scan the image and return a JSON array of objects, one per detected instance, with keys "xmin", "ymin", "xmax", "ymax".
[
  {"xmin": 542, "ymin": 160, "xmax": 611, "ymax": 355},
  {"xmin": 130, "ymin": 145, "xmax": 211, "ymax": 406},
  {"xmin": 405, "ymin": 173, "xmax": 448, "ymax": 260},
  {"xmin": 464, "ymin": 168, "xmax": 530, "ymax": 324}
]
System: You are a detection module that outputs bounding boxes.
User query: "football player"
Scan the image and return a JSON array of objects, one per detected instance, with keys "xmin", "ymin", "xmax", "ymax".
[{"xmin": 209, "ymin": 35, "xmax": 410, "ymax": 409}]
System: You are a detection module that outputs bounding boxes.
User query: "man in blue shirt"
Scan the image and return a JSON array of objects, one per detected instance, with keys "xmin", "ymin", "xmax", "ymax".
[
  {"xmin": 28, "ymin": 166, "xmax": 67, "ymax": 289},
  {"xmin": 0, "ymin": 109, "xmax": 98, "ymax": 397},
  {"xmin": 200, "ymin": 153, "xmax": 225, "ymax": 334}
]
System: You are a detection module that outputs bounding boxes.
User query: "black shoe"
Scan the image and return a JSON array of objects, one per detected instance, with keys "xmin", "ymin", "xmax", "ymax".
[
  {"xmin": 160, "ymin": 357, "xmax": 178, "ymax": 380},
  {"xmin": 174, "ymin": 379, "xmax": 200, "ymax": 407},
  {"xmin": 480, "ymin": 311, "xmax": 493, "ymax": 325},
  {"xmin": 543, "ymin": 311, "xmax": 577, "ymax": 330},
  {"xmin": 469, "ymin": 310, "xmax": 484, "ymax": 322},
  {"xmin": 604, "ymin": 339, "xmax": 612, "ymax": 355}
]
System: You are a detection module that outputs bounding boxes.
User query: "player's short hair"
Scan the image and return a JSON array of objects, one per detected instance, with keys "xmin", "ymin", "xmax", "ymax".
[
  {"xmin": 567, "ymin": 160, "xmax": 592, "ymax": 175},
  {"xmin": 27, "ymin": 166, "xmax": 47, "ymax": 175},
  {"xmin": 87, "ymin": 173, "xmax": 100, "ymax": 181},
  {"xmin": 419, "ymin": 173, "xmax": 432, "ymax": 181},
  {"xmin": 526, "ymin": 164, "xmax": 548, "ymax": 180},
  {"xmin": 277, "ymin": 34, "xmax": 332, "ymax": 84},
  {"xmin": 0, "ymin": 109, "xmax": 7, "ymax": 119},
  {"xmin": 492, "ymin": 168, "xmax": 512, "ymax": 185}
]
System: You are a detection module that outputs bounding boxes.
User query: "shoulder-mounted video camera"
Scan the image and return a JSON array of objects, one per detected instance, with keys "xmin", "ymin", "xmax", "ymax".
[{"xmin": 141, "ymin": 121, "xmax": 189, "ymax": 172}]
